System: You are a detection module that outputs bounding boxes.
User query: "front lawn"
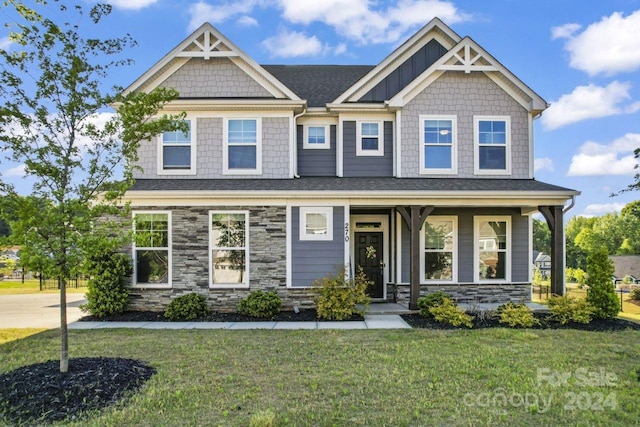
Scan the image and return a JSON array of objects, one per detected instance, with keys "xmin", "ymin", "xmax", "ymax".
[
  {"xmin": 1, "ymin": 328, "xmax": 638, "ymax": 426},
  {"xmin": 0, "ymin": 279, "xmax": 86, "ymax": 295}
]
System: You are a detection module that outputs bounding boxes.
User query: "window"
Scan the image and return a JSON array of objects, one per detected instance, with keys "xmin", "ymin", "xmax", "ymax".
[
  {"xmin": 299, "ymin": 207, "xmax": 333, "ymax": 241},
  {"xmin": 224, "ymin": 118, "xmax": 261, "ymax": 174},
  {"xmin": 133, "ymin": 212, "xmax": 171, "ymax": 287},
  {"xmin": 423, "ymin": 216, "xmax": 457, "ymax": 281},
  {"xmin": 210, "ymin": 212, "xmax": 249, "ymax": 287},
  {"xmin": 474, "ymin": 116, "xmax": 510, "ymax": 174},
  {"xmin": 303, "ymin": 125, "xmax": 330, "ymax": 149},
  {"xmin": 160, "ymin": 120, "xmax": 195, "ymax": 174},
  {"xmin": 420, "ymin": 115, "xmax": 456, "ymax": 174},
  {"xmin": 356, "ymin": 121, "xmax": 383, "ymax": 156},
  {"xmin": 475, "ymin": 216, "xmax": 511, "ymax": 282}
]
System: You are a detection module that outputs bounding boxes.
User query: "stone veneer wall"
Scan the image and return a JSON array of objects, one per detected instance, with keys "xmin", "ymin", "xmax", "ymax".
[
  {"xmin": 128, "ymin": 206, "xmax": 316, "ymax": 312},
  {"xmin": 392, "ymin": 283, "xmax": 531, "ymax": 304}
]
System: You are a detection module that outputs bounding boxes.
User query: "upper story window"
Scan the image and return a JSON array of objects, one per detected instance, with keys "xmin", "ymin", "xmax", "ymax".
[
  {"xmin": 159, "ymin": 120, "xmax": 195, "ymax": 175},
  {"xmin": 474, "ymin": 216, "xmax": 511, "ymax": 282},
  {"xmin": 132, "ymin": 212, "xmax": 171, "ymax": 288},
  {"xmin": 422, "ymin": 216, "xmax": 457, "ymax": 282},
  {"xmin": 356, "ymin": 121, "xmax": 383, "ymax": 156},
  {"xmin": 304, "ymin": 125, "xmax": 330, "ymax": 149},
  {"xmin": 299, "ymin": 207, "xmax": 333, "ymax": 241},
  {"xmin": 420, "ymin": 115, "xmax": 457, "ymax": 174},
  {"xmin": 224, "ymin": 118, "xmax": 262, "ymax": 175},
  {"xmin": 474, "ymin": 116, "xmax": 511, "ymax": 175}
]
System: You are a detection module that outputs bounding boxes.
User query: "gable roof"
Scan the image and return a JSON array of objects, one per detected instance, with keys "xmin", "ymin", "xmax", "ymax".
[{"xmin": 610, "ymin": 255, "xmax": 640, "ymax": 279}]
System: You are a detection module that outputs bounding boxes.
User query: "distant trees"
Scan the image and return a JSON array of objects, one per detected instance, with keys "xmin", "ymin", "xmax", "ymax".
[{"xmin": 532, "ymin": 218, "xmax": 550, "ymax": 255}]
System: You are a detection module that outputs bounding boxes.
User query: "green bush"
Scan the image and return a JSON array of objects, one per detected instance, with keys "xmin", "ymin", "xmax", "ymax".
[
  {"xmin": 312, "ymin": 267, "xmax": 371, "ymax": 320},
  {"xmin": 496, "ymin": 302, "xmax": 539, "ymax": 328},
  {"xmin": 164, "ymin": 293, "xmax": 210, "ymax": 320},
  {"xmin": 585, "ymin": 249, "xmax": 620, "ymax": 319},
  {"xmin": 630, "ymin": 287, "xmax": 640, "ymax": 301},
  {"xmin": 417, "ymin": 291, "xmax": 448, "ymax": 318},
  {"xmin": 81, "ymin": 250, "xmax": 132, "ymax": 318},
  {"xmin": 548, "ymin": 295, "xmax": 595, "ymax": 324},
  {"xmin": 237, "ymin": 290, "xmax": 282, "ymax": 319},
  {"xmin": 428, "ymin": 298, "xmax": 473, "ymax": 328}
]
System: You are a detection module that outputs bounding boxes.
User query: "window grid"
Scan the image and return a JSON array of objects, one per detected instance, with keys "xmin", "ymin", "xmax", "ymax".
[
  {"xmin": 132, "ymin": 212, "xmax": 171, "ymax": 287},
  {"xmin": 423, "ymin": 217, "xmax": 456, "ymax": 282},
  {"xmin": 420, "ymin": 115, "xmax": 456, "ymax": 174},
  {"xmin": 162, "ymin": 120, "xmax": 192, "ymax": 171},
  {"xmin": 210, "ymin": 212, "xmax": 249, "ymax": 287}
]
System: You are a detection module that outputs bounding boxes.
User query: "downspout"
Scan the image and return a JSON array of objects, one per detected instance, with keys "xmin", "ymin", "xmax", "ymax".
[
  {"xmin": 292, "ymin": 107, "xmax": 307, "ymax": 178},
  {"xmin": 562, "ymin": 195, "xmax": 575, "ymax": 214}
]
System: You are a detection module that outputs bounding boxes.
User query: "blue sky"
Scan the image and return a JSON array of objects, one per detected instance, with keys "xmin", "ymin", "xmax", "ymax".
[{"xmin": 2, "ymin": 0, "xmax": 640, "ymax": 218}]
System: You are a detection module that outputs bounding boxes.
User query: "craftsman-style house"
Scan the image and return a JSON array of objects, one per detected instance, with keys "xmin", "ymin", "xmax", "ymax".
[{"xmin": 122, "ymin": 18, "xmax": 578, "ymax": 311}]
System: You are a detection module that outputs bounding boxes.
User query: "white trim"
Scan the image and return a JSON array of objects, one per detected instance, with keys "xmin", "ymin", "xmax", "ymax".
[
  {"xmin": 420, "ymin": 216, "xmax": 458, "ymax": 283},
  {"xmin": 289, "ymin": 113, "xmax": 296, "ymax": 178},
  {"xmin": 474, "ymin": 215, "xmax": 511, "ymax": 283},
  {"xmin": 131, "ymin": 211, "xmax": 172, "ymax": 289},
  {"xmin": 343, "ymin": 204, "xmax": 351, "ymax": 274},
  {"xmin": 209, "ymin": 210, "xmax": 250, "ymax": 288},
  {"xmin": 419, "ymin": 115, "xmax": 457, "ymax": 175},
  {"xmin": 303, "ymin": 124, "xmax": 330, "ymax": 149},
  {"xmin": 474, "ymin": 115, "xmax": 511, "ymax": 175},
  {"xmin": 157, "ymin": 118, "xmax": 197, "ymax": 176},
  {"xmin": 394, "ymin": 110, "xmax": 401, "ymax": 177},
  {"xmin": 223, "ymin": 117, "xmax": 262, "ymax": 175},
  {"xmin": 528, "ymin": 214, "xmax": 533, "ymax": 283},
  {"xmin": 286, "ymin": 205, "xmax": 292, "ymax": 288},
  {"xmin": 351, "ymin": 214, "xmax": 389, "ymax": 300},
  {"xmin": 337, "ymin": 116, "xmax": 344, "ymax": 176},
  {"xmin": 356, "ymin": 120, "xmax": 384, "ymax": 157},
  {"xmin": 299, "ymin": 207, "xmax": 334, "ymax": 241},
  {"xmin": 528, "ymin": 114, "xmax": 534, "ymax": 179},
  {"xmin": 396, "ymin": 211, "xmax": 403, "ymax": 284}
]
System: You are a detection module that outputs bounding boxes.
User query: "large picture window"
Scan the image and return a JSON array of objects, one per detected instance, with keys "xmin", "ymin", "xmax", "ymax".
[
  {"xmin": 474, "ymin": 116, "xmax": 510, "ymax": 174},
  {"xmin": 160, "ymin": 120, "xmax": 195, "ymax": 174},
  {"xmin": 420, "ymin": 115, "xmax": 456, "ymax": 174},
  {"xmin": 133, "ymin": 212, "xmax": 171, "ymax": 287},
  {"xmin": 210, "ymin": 211, "xmax": 249, "ymax": 287},
  {"xmin": 475, "ymin": 216, "xmax": 511, "ymax": 282},
  {"xmin": 224, "ymin": 118, "xmax": 261, "ymax": 174},
  {"xmin": 423, "ymin": 216, "xmax": 457, "ymax": 281},
  {"xmin": 356, "ymin": 121, "xmax": 383, "ymax": 156}
]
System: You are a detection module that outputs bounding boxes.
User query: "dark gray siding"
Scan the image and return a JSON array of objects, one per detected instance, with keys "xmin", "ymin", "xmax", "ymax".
[
  {"xmin": 297, "ymin": 125, "xmax": 337, "ymax": 176},
  {"xmin": 291, "ymin": 206, "xmax": 344, "ymax": 287},
  {"xmin": 343, "ymin": 121, "xmax": 394, "ymax": 177},
  {"xmin": 359, "ymin": 39, "xmax": 448, "ymax": 102},
  {"xmin": 399, "ymin": 208, "xmax": 529, "ymax": 283}
]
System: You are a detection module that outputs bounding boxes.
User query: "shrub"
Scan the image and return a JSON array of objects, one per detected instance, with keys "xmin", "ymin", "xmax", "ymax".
[
  {"xmin": 548, "ymin": 295, "xmax": 595, "ymax": 324},
  {"xmin": 81, "ymin": 250, "xmax": 132, "ymax": 318},
  {"xmin": 630, "ymin": 287, "xmax": 640, "ymax": 301},
  {"xmin": 428, "ymin": 298, "xmax": 473, "ymax": 328},
  {"xmin": 585, "ymin": 249, "xmax": 620, "ymax": 319},
  {"xmin": 164, "ymin": 293, "xmax": 210, "ymax": 320},
  {"xmin": 312, "ymin": 267, "xmax": 371, "ymax": 320},
  {"xmin": 496, "ymin": 302, "xmax": 539, "ymax": 328},
  {"xmin": 417, "ymin": 291, "xmax": 449, "ymax": 318},
  {"xmin": 237, "ymin": 290, "xmax": 282, "ymax": 319}
]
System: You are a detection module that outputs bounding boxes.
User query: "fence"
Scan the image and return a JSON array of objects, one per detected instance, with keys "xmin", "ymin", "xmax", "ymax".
[
  {"xmin": 39, "ymin": 276, "xmax": 88, "ymax": 291},
  {"xmin": 532, "ymin": 283, "xmax": 640, "ymax": 313}
]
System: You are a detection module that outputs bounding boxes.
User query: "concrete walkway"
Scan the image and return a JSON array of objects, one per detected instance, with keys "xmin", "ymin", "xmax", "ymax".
[{"xmin": 0, "ymin": 293, "xmax": 86, "ymax": 328}]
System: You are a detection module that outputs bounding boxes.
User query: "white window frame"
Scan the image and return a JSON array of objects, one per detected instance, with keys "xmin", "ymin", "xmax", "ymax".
[
  {"xmin": 157, "ymin": 119, "xmax": 196, "ymax": 175},
  {"xmin": 132, "ymin": 211, "xmax": 172, "ymax": 289},
  {"xmin": 419, "ymin": 115, "xmax": 457, "ymax": 175},
  {"xmin": 356, "ymin": 121, "xmax": 384, "ymax": 156},
  {"xmin": 209, "ymin": 211, "xmax": 250, "ymax": 288},
  {"xmin": 299, "ymin": 207, "xmax": 333, "ymax": 241},
  {"xmin": 474, "ymin": 215, "xmax": 511, "ymax": 283},
  {"xmin": 474, "ymin": 115, "xmax": 511, "ymax": 175},
  {"xmin": 223, "ymin": 118, "xmax": 262, "ymax": 175},
  {"xmin": 303, "ymin": 124, "xmax": 330, "ymax": 149},
  {"xmin": 420, "ymin": 216, "xmax": 458, "ymax": 283}
]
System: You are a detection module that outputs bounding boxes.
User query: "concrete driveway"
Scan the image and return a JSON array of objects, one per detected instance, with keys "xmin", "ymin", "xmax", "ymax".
[{"xmin": 0, "ymin": 293, "xmax": 86, "ymax": 328}]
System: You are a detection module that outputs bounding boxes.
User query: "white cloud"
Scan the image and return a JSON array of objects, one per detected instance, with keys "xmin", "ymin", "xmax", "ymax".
[
  {"xmin": 262, "ymin": 30, "xmax": 325, "ymax": 58},
  {"xmin": 534, "ymin": 157, "xmax": 554, "ymax": 172},
  {"xmin": 0, "ymin": 36, "xmax": 14, "ymax": 50},
  {"xmin": 541, "ymin": 81, "xmax": 640, "ymax": 130},
  {"xmin": 551, "ymin": 23, "xmax": 581, "ymax": 40},
  {"xmin": 334, "ymin": 43, "xmax": 347, "ymax": 55},
  {"xmin": 107, "ymin": 0, "xmax": 158, "ymax": 10},
  {"xmin": 555, "ymin": 10, "xmax": 640, "ymax": 76},
  {"xmin": 188, "ymin": 0, "xmax": 262, "ymax": 32},
  {"xmin": 583, "ymin": 203, "xmax": 627, "ymax": 216},
  {"xmin": 567, "ymin": 133, "xmax": 640, "ymax": 176},
  {"xmin": 3, "ymin": 164, "xmax": 26, "ymax": 177},
  {"xmin": 238, "ymin": 15, "xmax": 259, "ymax": 27}
]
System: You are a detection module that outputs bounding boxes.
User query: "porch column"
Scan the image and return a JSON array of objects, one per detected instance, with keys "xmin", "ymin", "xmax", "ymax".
[
  {"xmin": 539, "ymin": 205, "xmax": 565, "ymax": 296},
  {"xmin": 397, "ymin": 205, "xmax": 434, "ymax": 310}
]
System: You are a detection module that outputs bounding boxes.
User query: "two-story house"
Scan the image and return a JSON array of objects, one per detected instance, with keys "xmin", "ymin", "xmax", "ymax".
[{"xmin": 122, "ymin": 18, "xmax": 578, "ymax": 311}]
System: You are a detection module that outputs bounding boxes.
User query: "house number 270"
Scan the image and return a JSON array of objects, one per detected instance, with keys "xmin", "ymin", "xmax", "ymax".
[{"xmin": 344, "ymin": 222, "xmax": 349, "ymax": 242}]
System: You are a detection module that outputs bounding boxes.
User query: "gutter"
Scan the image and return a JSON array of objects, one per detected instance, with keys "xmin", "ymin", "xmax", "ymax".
[
  {"xmin": 292, "ymin": 107, "xmax": 307, "ymax": 178},
  {"xmin": 563, "ymin": 195, "xmax": 576, "ymax": 214}
]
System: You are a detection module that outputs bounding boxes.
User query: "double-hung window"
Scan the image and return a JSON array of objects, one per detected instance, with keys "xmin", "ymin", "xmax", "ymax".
[
  {"xmin": 160, "ymin": 120, "xmax": 195, "ymax": 174},
  {"xmin": 475, "ymin": 216, "xmax": 510, "ymax": 282},
  {"xmin": 224, "ymin": 118, "xmax": 261, "ymax": 174},
  {"xmin": 420, "ymin": 115, "xmax": 456, "ymax": 174},
  {"xmin": 356, "ymin": 121, "xmax": 383, "ymax": 156},
  {"xmin": 303, "ymin": 125, "xmax": 330, "ymax": 149},
  {"xmin": 423, "ymin": 216, "xmax": 457, "ymax": 281},
  {"xmin": 133, "ymin": 212, "xmax": 171, "ymax": 287},
  {"xmin": 299, "ymin": 207, "xmax": 333, "ymax": 241},
  {"xmin": 210, "ymin": 211, "xmax": 249, "ymax": 287},
  {"xmin": 475, "ymin": 116, "xmax": 510, "ymax": 174}
]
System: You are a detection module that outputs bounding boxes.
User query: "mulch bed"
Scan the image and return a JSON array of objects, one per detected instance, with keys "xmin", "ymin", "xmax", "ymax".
[
  {"xmin": 80, "ymin": 309, "xmax": 364, "ymax": 322},
  {"xmin": 0, "ymin": 357, "xmax": 155, "ymax": 426}
]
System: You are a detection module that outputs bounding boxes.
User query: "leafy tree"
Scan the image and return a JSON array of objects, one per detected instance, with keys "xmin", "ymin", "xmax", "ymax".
[
  {"xmin": 585, "ymin": 249, "xmax": 619, "ymax": 319},
  {"xmin": 0, "ymin": 1, "xmax": 184, "ymax": 373},
  {"xmin": 620, "ymin": 200, "xmax": 640, "ymax": 219},
  {"xmin": 532, "ymin": 218, "xmax": 550, "ymax": 255}
]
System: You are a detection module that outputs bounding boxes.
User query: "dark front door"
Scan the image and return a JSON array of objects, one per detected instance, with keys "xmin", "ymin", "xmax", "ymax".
[{"xmin": 355, "ymin": 232, "xmax": 384, "ymax": 298}]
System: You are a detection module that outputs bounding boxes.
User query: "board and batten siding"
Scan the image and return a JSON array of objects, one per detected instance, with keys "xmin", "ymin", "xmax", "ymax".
[
  {"xmin": 297, "ymin": 125, "xmax": 337, "ymax": 176},
  {"xmin": 343, "ymin": 121, "xmax": 394, "ymax": 177},
  {"xmin": 291, "ymin": 206, "xmax": 345, "ymax": 287}
]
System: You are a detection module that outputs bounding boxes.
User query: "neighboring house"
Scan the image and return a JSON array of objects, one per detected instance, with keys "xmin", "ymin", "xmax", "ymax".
[
  {"xmin": 610, "ymin": 255, "xmax": 640, "ymax": 284},
  {"xmin": 534, "ymin": 252, "xmax": 551, "ymax": 279},
  {"xmin": 121, "ymin": 18, "xmax": 578, "ymax": 311},
  {"xmin": 0, "ymin": 246, "xmax": 20, "ymax": 262}
]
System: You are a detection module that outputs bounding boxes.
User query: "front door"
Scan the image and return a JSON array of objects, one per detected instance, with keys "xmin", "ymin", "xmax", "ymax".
[{"xmin": 355, "ymin": 232, "xmax": 384, "ymax": 298}]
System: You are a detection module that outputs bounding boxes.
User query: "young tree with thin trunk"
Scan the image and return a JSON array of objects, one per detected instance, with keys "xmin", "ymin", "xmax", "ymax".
[{"xmin": 0, "ymin": 0, "xmax": 185, "ymax": 373}]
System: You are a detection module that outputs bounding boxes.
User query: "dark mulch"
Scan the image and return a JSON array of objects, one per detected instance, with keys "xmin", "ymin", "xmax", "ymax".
[
  {"xmin": 0, "ymin": 357, "xmax": 155, "ymax": 426},
  {"xmin": 401, "ymin": 312, "xmax": 640, "ymax": 331},
  {"xmin": 80, "ymin": 309, "xmax": 364, "ymax": 322}
]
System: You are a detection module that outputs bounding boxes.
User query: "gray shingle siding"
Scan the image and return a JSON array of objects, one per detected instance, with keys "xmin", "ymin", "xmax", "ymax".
[
  {"xmin": 343, "ymin": 121, "xmax": 394, "ymax": 177},
  {"xmin": 297, "ymin": 125, "xmax": 337, "ymax": 176}
]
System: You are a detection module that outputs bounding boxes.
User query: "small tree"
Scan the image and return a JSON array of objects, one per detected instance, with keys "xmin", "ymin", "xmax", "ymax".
[{"xmin": 585, "ymin": 249, "xmax": 620, "ymax": 319}]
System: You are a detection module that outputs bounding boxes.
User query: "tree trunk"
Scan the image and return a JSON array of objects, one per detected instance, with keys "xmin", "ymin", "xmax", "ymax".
[{"xmin": 60, "ymin": 277, "xmax": 68, "ymax": 373}]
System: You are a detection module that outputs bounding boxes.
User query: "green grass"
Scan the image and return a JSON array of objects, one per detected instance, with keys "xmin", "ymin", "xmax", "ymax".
[
  {"xmin": 0, "ymin": 279, "xmax": 86, "ymax": 295},
  {"xmin": 1, "ymin": 328, "xmax": 638, "ymax": 426}
]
